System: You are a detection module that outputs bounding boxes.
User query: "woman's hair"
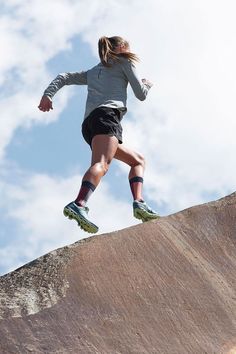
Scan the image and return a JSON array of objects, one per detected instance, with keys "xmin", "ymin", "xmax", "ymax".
[{"xmin": 98, "ymin": 36, "xmax": 139, "ymax": 67}]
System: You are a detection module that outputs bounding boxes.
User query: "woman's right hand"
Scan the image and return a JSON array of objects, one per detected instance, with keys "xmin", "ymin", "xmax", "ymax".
[{"xmin": 38, "ymin": 96, "xmax": 53, "ymax": 112}]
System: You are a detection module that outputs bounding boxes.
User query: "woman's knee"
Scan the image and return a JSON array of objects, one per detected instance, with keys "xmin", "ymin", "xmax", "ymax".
[
  {"xmin": 133, "ymin": 152, "xmax": 145, "ymax": 168},
  {"xmin": 102, "ymin": 161, "xmax": 110, "ymax": 175},
  {"xmin": 93, "ymin": 161, "xmax": 110, "ymax": 176}
]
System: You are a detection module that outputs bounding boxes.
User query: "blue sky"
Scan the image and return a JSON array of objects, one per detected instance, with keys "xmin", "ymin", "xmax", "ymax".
[{"xmin": 0, "ymin": 0, "xmax": 236, "ymax": 275}]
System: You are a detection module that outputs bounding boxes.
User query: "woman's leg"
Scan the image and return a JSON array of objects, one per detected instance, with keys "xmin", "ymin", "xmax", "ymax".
[
  {"xmin": 114, "ymin": 144, "xmax": 145, "ymax": 201},
  {"xmin": 64, "ymin": 134, "xmax": 118, "ymax": 233},
  {"xmin": 114, "ymin": 144, "xmax": 159, "ymax": 221},
  {"xmin": 75, "ymin": 135, "xmax": 119, "ymax": 206}
]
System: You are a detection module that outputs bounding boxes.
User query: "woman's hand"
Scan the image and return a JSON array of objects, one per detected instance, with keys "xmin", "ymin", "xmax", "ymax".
[
  {"xmin": 38, "ymin": 96, "xmax": 53, "ymax": 112},
  {"xmin": 142, "ymin": 78, "xmax": 153, "ymax": 88}
]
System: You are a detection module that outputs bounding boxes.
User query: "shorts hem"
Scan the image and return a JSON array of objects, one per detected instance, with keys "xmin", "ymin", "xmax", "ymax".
[{"xmin": 82, "ymin": 107, "xmax": 123, "ymax": 147}]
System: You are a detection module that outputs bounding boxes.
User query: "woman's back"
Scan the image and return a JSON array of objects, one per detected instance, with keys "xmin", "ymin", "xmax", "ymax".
[
  {"xmin": 85, "ymin": 57, "xmax": 150, "ymax": 119},
  {"xmin": 85, "ymin": 58, "xmax": 129, "ymax": 119}
]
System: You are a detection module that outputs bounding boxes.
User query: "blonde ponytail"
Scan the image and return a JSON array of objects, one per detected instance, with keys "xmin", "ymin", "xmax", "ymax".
[{"xmin": 98, "ymin": 36, "xmax": 139, "ymax": 67}]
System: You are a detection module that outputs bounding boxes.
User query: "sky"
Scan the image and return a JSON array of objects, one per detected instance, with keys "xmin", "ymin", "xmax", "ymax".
[{"xmin": 0, "ymin": 0, "xmax": 236, "ymax": 275}]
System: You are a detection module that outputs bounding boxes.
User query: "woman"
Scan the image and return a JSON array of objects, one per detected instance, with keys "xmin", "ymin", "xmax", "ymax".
[{"xmin": 38, "ymin": 36, "xmax": 159, "ymax": 234}]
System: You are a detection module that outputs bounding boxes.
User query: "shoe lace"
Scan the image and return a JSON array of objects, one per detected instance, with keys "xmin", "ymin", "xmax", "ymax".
[{"xmin": 143, "ymin": 202, "xmax": 156, "ymax": 214}]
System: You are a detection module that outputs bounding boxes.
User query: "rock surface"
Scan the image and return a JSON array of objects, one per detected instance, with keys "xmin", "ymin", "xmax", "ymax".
[{"xmin": 0, "ymin": 193, "xmax": 236, "ymax": 354}]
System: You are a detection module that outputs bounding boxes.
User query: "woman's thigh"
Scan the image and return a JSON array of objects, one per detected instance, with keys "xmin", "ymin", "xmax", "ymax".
[{"xmin": 91, "ymin": 134, "xmax": 119, "ymax": 165}]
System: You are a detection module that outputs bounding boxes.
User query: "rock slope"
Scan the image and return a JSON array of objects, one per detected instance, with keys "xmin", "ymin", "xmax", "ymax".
[{"xmin": 0, "ymin": 193, "xmax": 236, "ymax": 354}]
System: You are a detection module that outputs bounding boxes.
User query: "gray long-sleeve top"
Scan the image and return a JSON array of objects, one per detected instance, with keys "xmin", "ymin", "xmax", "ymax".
[{"xmin": 43, "ymin": 57, "xmax": 151, "ymax": 120}]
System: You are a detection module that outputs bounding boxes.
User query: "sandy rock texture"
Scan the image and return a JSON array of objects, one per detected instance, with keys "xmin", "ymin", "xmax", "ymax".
[{"xmin": 0, "ymin": 192, "xmax": 236, "ymax": 353}]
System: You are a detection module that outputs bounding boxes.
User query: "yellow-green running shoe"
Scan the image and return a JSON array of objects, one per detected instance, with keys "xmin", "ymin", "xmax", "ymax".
[
  {"xmin": 133, "ymin": 200, "xmax": 160, "ymax": 222},
  {"xmin": 63, "ymin": 202, "xmax": 98, "ymax": 234}
]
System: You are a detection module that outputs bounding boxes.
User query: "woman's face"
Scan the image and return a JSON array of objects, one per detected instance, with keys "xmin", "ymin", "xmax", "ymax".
[{"xmin": 114, "ymin": 42, "xmax": 130, "ymax": 53}]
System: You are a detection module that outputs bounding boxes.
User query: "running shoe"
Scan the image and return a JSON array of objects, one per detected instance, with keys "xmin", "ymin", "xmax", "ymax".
[
  {"xmin": 63, "ymin": 202, "xmax": 98, "ymax": 234},
  {"xmin": 133, "ymin": 200, "xmax": 160, "ymax": 222}
]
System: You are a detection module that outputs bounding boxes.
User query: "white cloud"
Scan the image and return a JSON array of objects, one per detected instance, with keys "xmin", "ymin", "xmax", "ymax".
[{"xmin": 3, "ymin": 0, "xmax": 235, "ymax": 196}]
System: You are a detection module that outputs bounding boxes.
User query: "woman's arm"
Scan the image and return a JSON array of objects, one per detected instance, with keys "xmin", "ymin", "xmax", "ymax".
[
  {"xmin": 121, "ymin": 60, "xmax": 153, "ymax": 101},
  {"xmin": 38, "ymin": 71, "xmax": 87, "ymax": 112}
]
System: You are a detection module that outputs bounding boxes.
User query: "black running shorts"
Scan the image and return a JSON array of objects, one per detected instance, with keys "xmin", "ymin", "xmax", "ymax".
[{"xmin": 82, "ymin": 106, "xmax": 123, "ymax": 146}]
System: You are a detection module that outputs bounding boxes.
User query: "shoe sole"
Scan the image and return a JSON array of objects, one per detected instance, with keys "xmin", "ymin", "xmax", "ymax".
[
  {"xmin": 134, "ymin": 209, "xmax": 160, "ymax": 223},
  {"xmin": 63, "ymin": 207, "xmax": 98, "ymax": 234}
]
